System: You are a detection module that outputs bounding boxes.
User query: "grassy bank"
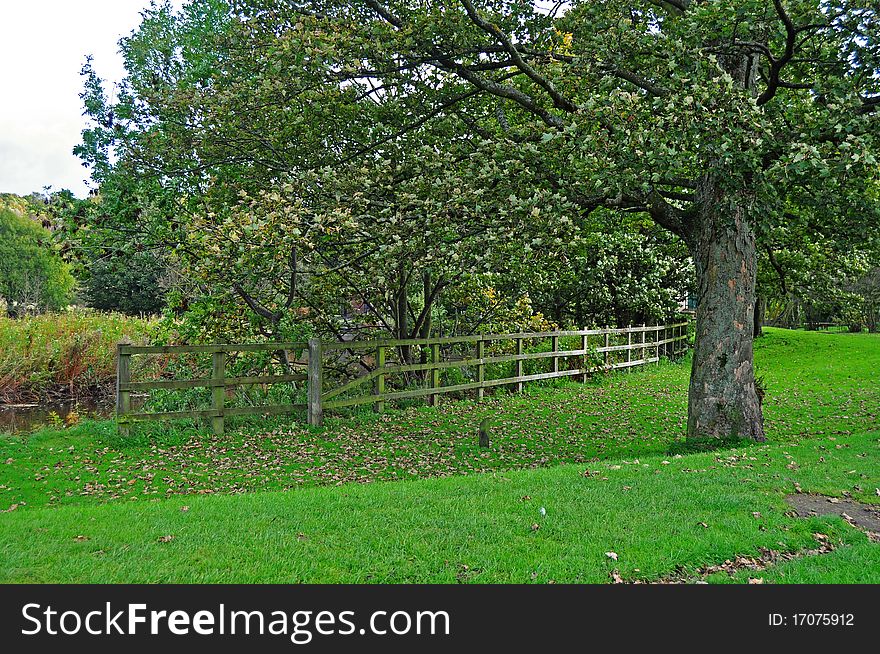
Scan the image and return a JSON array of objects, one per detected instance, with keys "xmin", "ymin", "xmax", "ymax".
[
  {"xmin": 0, "ymin": 328, "xmax": 877, "ymax": 582},
  {"xmin": 0, "ymin": 430, "xmax": 876, "ymax": 583},
  {"xmin": 0, "ymin": 310, "xmax": 156, "ymax": 403}
]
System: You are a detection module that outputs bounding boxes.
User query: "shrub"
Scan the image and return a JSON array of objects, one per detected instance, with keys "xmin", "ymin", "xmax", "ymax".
[{"xmin": 0, "ymin": 310, "xmax": 157, "ymax": 402}]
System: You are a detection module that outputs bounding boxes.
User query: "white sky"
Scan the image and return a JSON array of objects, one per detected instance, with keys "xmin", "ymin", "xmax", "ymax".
[{"xmin": 0, "ymin": 1, "xmax": 181, "ymax": 198}]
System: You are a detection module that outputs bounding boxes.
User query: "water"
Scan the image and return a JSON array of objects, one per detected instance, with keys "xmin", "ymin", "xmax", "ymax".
[{"xmin": 0, "ymin": 400, "xmax": 113, "ymax": 434}]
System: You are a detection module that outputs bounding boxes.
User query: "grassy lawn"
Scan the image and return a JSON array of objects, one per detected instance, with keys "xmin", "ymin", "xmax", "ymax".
[{"xmin": 0, "ymin": 328, "xmax": 878, "ymax": 583}]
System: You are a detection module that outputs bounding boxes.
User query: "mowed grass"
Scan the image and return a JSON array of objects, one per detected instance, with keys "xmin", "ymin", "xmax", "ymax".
[
  {"xmin": 0, "ymin": 431, "xmax": 877, "ymax": 583},
  {"xmin": 0, "ymin": 328, "xmax": 878, "ymax": 583}
]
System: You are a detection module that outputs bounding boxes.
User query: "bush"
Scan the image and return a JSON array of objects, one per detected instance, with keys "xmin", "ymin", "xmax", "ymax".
[
  {"xmin": 0, "ymin": 310, "xmax": 157, "ymax": 402},
  {"xmin": 0, "ymin": 208, "xmax": 74, "ymax": 312},
  {"xmin": 81, "ymin": 251, "xmax": 166, "ymax": 315}
]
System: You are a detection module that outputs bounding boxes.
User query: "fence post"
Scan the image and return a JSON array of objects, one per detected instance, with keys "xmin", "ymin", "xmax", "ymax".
[
  {"xmin": 654, "ymin": 325, "xmax": 660, "ymax": 364},
  {"xmin": 374, "ymin": 345, "xmax": 385, "ymax": 413},
  {"xmin": 116, "ymin": 343, "xmax": 131, "ymax": 436},
  {"xmin": 515, "ymin": 337, "xmax": 524, "ymax": 392},
  {"xmin": 551, "ymin": 334, "xmax": 559, "ymax": 375},
  {"xmin": 581, "ymin": 332, "xmax": 589, "ymax": 383},
  {"xmin": 604, "ymin": 328, "xmax": 610, "ymax": 370},
  {"xmin": 307, "ymin": 338, "xmax": 323, "ymax": 427},
  {"xmin": 477, "ymin": 338, "xmax": 485, "ymax": 401},
  {"xmin": 662, "ymin": 324, "xmax": 667, "ymax": 359},
  {"xmin": 211, "ymin": 350, "xmax": 226, "ymax": 436},
  {"xmin": 626, "ymin": 328, "xmax": 632, "ymax": 370},
  {"xmin": 640, "ymin": 324, "xmax": 646, "ymax": 365},
  {"xmin": 429, "ymin": 342, "xmax": 440, "ymax": 406}
]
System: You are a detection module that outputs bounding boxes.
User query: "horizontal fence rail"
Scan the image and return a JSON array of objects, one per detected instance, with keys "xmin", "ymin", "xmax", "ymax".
[{"xmin": 116, "ymin": 322, "xmax": 690, "ymax": 433}]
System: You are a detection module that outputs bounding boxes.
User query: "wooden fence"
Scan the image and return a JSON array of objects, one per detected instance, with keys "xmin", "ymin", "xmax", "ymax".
[
  {"xmin": 116, "ymin": 322, "xmax": 689, "ymax": 433},
  {"xmin": 115, "ymin": 342, "xmax": 308, "ymax": 436}
]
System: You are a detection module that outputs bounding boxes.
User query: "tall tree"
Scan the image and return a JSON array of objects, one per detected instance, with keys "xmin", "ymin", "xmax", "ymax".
[
  {"xmin": 79, "ymin": 0, "xmax": 879, "ymax": 440},
  {"xmin": 276, "ymin": 0, "xmax": 876, "ymax": 440}
]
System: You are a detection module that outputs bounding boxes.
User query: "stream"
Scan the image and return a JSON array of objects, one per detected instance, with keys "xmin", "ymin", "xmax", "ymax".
[{"xmin": 0, "ymin": 400, "xmax": 113, "ymax": 435}]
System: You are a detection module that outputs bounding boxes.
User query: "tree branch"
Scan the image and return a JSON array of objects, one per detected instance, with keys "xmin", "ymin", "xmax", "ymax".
[{"xmin": 459, "ymin": 0, "xmax": 579, "ymax": 112}]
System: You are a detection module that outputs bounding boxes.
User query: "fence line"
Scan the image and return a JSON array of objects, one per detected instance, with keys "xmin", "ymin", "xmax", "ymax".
[
  {"xmin": 115, "ymin": 341, "xmax": 308, "ymax": 436},
  {"xmin": 116, "ymin": 322, "xmax": 690, "ymax": 433}
]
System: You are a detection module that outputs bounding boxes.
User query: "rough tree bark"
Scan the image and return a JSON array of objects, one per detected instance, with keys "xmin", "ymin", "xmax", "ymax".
[{"xmin": 687, "ymin": 178, "xmax": 765, "ymax": 441}]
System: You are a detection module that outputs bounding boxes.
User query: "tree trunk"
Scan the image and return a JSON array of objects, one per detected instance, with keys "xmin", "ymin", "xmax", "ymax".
[
  {"xmin": 753, "ymin": 296, "xmax": 764, "ymax": 338},
  {"xmin": 395, "ymin": 262, "xmax": 411, "ymax": 364},
  {"xmin": 687, "ymin": 182, "xmax": 765, "ymax": 441}
]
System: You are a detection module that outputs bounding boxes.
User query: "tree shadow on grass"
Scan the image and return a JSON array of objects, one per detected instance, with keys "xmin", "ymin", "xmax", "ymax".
[{"xmin": 666, "ymin": 435, "xmax": 757, "ymax": 457}]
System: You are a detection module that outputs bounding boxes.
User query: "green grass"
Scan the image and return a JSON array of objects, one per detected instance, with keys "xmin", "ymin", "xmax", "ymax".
[
  {"xmin": 0, "ymin": 328, "xmax": 878, "ymax": 583},
  {"xmin": 0, "ymin": 431, "xmax": 876, "ymax": 583}
]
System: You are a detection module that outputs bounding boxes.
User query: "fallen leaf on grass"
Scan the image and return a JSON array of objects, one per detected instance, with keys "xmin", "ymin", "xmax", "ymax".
[
  {"xmin": 748, "ymin": 578, "xmax": 764, "ymax": 584},
  {"xmin": 605, "ymin": 551, "xmax": 618, "ymax": 561},
  {"xmin": 180, "ymin": 506, "xmax": 190, "ymax": 512},
  {"xmin": 74, "ymin": 535, "xmax": 90, "ymax": 542},
  {"xmin": 530, "ymin": 523, "xmax": 540, "ymax": 532},
  {"xmin": 158, "ymin": 535, "xmax": 174, "ymax": 543}
]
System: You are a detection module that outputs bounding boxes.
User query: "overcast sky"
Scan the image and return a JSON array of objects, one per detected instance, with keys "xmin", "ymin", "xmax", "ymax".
[{"xmin": 0, "ymin": 1, "xmax": 181, "ymax": 198}]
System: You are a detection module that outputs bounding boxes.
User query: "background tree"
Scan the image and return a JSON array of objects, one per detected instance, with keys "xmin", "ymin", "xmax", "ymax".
[{"xmin": 0, "ymin": 207, "xmax": 74, "ymax": 314}]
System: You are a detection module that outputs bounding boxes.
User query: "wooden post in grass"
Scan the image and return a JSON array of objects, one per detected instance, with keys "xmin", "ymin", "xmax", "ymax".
[
  {"xmin": 374, "ymin": 345, "xmax": 386, "ymax": 414},
  {"xmin": 515, "ymin": 337, "xmax": 524, "ymax": 392},
  {"xmin": 479, "ymin": 417, "xmax": 491, "ymax": 448},
  {"xmin": 477, "ymin": 338, "xmax": 485, "ymax": 401},
  {"xmin": 116, "ymin": 343, "xmax": 131, "ymax": 436},
  {"xmin": 307, "ymin": 338, "xmax": 323, "ymax": 427},
  {"xmin": 581, "ymin": 332, "xmax": 589, "ymax": 383},
  {"xmin": 429, "ymin": 342, "xmax": 440, "ymax": 406},
  {"xmin": 211, "ymin": 350, "xmax": 226, "ymax": 435},
  {"xmin": 551, "ymin": 334, "xmax": 559, "ymax": 375}
]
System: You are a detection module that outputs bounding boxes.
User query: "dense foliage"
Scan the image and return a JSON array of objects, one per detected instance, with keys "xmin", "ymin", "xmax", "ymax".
[{"xmin": 0, "ymin": 207, "xmax": 74, "ymax": 314}]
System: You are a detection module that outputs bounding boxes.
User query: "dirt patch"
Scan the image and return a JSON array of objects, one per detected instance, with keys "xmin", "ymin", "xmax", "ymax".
[
  {"xmin": 786, "ymin": 494, "xmax": 880, "ymax": 536},
  {"xmin": 618, "ymin": 533, "xmax": 838, "ymax": 584}
]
